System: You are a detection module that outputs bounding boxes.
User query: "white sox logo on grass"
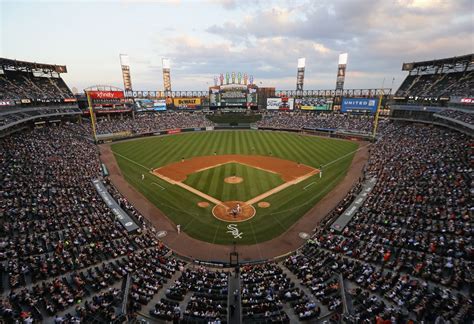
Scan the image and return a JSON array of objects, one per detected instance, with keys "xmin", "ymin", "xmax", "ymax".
[{"xmin": 227, "ymin": 224, "xmax": 243, "ymax": 239}]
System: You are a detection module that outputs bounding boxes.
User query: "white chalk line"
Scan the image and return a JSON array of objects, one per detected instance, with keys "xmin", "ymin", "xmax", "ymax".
[
  {"xmin": 322, "ymin": 142, "xmax": 372, "ymax": 169},
  {"xmin": 113, "ymin": 151, "xmax": 152, "ymax": 171},
  {"xmin": 151, "ymin": 182, "xmax": 166, "ymax": 190},
  {"xmin": 303, "ymin": 182, "xmax": 316, "ymax": 190}
]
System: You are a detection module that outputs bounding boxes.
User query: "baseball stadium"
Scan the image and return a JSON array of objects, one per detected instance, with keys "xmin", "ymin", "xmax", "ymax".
[{"xmin": 1, "ymin": 1, "xmax": 473, "ymax": 323}]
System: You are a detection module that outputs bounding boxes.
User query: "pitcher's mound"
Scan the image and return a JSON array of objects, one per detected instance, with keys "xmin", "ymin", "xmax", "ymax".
[
  {"xmin": 224, "ymin": 176, "xmax": 243, "ymax": 184},
  {"xmin": 197, "ymin": 202, "xmax": 210, "ymax": 208},
  {"xmin": 212, "ymin": 201, "xmax": 255, "ymax": 222},
  {"xmin": 258, "ymin": 202, "xmax": 271, "ymax": 208}
]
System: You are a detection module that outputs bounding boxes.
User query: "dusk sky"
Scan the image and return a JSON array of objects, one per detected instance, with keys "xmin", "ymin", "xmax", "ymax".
[{"xmin": 1, "ymin": 0, "xmax": 473, "ymax": 92}]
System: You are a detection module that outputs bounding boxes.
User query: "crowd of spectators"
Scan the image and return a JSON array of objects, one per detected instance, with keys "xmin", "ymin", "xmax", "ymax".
[
  {"xmin": 437, "ymin": 109, "xmax": 474, "ymax": 125},
  {"xmin": 396, "ymin": 70, "xmax": 474, "ymax": 98},
  {"xmin": 1, "ymin": 104, "xmax": 472, "ymax": 323},
  {"xmin": 240, "ymin": 263, "xmax": 322, "ymax": 322},
  {"xmin": 0, "ymin": 125, "xmax": 174, "ymax": 322},
  {"xmin": 286, "ymin": 122, "xmax": 472, "ymax": 322},
  {"xmin": 256, "ymin": 111, "xmax": 383, "ymax": 134},
  {"xmin": 94, "ymin": 112, "xmax": 214, "ymax": 135},
  {"xmin": 0, "ymin": 70, "xmax": 73, "ymax": 101}
]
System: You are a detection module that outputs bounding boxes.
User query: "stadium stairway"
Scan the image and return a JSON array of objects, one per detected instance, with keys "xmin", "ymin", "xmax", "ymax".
[{"xmin": 227, "ymin": 270, "xmax": 241, "ymax": 324}]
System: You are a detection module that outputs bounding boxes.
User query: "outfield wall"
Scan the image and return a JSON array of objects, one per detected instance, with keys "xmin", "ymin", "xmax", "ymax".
[{"xmin": 97, "ymin": 125, "xmax": 374, "ymax": 145}]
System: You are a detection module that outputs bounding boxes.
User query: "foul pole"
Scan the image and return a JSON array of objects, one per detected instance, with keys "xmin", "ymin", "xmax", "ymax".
[
  {"xmin": 86, "ymin": 91, "xmax": 98, "ymax": 143},
  {"xmin": 372, "ymin": 92, "xmax": 383, "ymax": 140}
]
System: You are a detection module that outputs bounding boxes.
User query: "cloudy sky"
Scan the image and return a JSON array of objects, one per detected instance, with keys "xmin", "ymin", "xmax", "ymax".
[{"xmin": 1, "ymin": 0, "xmax": 473, "ymax": 92}]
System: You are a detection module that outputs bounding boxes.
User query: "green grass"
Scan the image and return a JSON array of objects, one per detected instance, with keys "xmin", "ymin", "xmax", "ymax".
[
  {"xmin": 111, "ymin": 130, "xmax": 358, "ymax": 246},
  {"xmin": 183, "ymin": 162, "xmax": 284, "ymax": 202}
]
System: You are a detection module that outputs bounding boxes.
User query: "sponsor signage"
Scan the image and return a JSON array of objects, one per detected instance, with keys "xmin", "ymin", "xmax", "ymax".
[
  {"xmin": 206, "ymin": 126, "xmax": 214, "ymax": 131},
  {"xmin": 0, "ymin": 100, "xmax": 14, "ymax": 106},
  {"xmin": 173, "ymin": 98, "xmax": 201, "ymax": 109},
  {"xmin": 92, "ymin": 179, "xmax": 139, "ymax": 232},
  {"xmin": 299, "ymin": 97, "xmax": 331, "ymax": 110},
  {"xmin": 136, "ymin": 99, "xmax": 166, "ymax": 111},
  {"xmin": 21, "ymin": 99, "xmax": 31, "ymax": 104},
  {"xmin": 266, "ymin": 97, "xmax": 294, "ymax": 110},
  {"xmin": 63, "ymin": 98, "xmax": 77, "ymax": 103},
  {"xmin": 460, "ymin": 98, "xmax": 474, "ymax": 104},
  {"xmin": 88, "ymin": 91, "xmax": 125, "ymax": 99},
  {"xmin": 301, "ymin": 105, "xmax": 330, "ymax": 111},
  {"xmin": 331, "ymin": 178, "xmax": 377, "ymax": 232},
  {"xmin": 167, "ymin": 129, "xmax": 181, "ymax": 134},
  {"xmin": 341, "ymin": 97, "xmax": 379, "ymax": 113}
]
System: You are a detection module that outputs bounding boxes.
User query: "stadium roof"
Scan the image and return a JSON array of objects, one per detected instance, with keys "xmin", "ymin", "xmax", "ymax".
[
  {"xmin": 0, "ymin": 57, "xmax": 67, "ymax": 73},
  {"xmin": 402, "ymin": 53, "xmax": 473, "ymax": 71}
]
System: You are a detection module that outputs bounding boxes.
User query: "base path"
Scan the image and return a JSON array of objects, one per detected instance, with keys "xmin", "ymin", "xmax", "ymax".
[
  {"xmin": 245, "ymin": 169, "xmax": 319, "ymax": 205},
  {"xmin": 99, "ymin": 139, "xmax": 369, "ymax": 263}
]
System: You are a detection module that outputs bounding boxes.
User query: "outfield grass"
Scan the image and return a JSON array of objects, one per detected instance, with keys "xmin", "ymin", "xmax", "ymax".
[
  {"xmin": 111, "ymin": 131, "xmax": 358, "ymax": 245},
  {"xmin": 183, "ymin": 162, "xmax": 284, "ymax": 202}
]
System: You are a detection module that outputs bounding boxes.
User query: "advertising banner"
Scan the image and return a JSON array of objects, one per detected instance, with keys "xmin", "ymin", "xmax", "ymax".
[
  {"xmin": 167, "ymin": 129, "xmax": 181, "ymax": 134},
  {"xmin": 206, "ymin": 126, "xmax": 214, "ymax": 131},
  {"xmin": 88, "ymin": 91, "xmax": 125, "ymax": 99},
  {"xmin": 266, "ymin": 97, "xmax": 294, "ymax": 110},
  {"xmin": 63, "ymin": 98, "xmax": 77, "ymax": 103},
  {"xmin": 92, "ymin": 179, "xmax": 139, "ymax": 232},
  {"xmin": 136, "ymin": 99, "xmax": 166, "ymax": 111},
  {"xmin": 173, "ymin": 98, "xmax": 201, "ymax": 109},
  {"xmin": 299, "ymin": 97, "xmax": 332, "ymax": 110},
  {"xmin": 341, "ymin": 97, "xmax": 379, "ymax": 113},
  {"xmin": 0, "ymin": 100, "xmax": 14, "ymax": 106},
  {"xmin": 267, "ymin": 98, "xmax": 282, "ymax": 109}
]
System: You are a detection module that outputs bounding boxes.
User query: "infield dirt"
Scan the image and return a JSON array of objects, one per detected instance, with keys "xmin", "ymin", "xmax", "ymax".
[{"xmin": 153, "ymin": 154, "xmax": 315, "ymax": 182}]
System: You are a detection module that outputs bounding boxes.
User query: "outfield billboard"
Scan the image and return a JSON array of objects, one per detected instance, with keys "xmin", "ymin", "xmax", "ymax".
[
  {"xmin": 299, "ymin": 97, "xmax": 332, "ymax": 110},
  {"xmin": 135, "ymin": 99, "xmax": 166, "ymax": 111},
  {"xmin": 88, "ymin": 91, "xmax": 124, "ymax": 99},
  {"xmin": 173, "ymin": 97, "xmax": 201, "ymax": 109},
  {"xmin": 341, "ymin": 97, "xmax": 379, "ymax": 113},
  {"xmin": 266, "ymin": 97, "xmax": 294, "ymax": 110}
]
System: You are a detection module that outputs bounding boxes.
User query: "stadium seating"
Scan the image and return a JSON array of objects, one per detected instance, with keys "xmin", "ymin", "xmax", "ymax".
[
  {"xmin": 0, "ymin": 70, "xmax": 73, "ymax": 101},
  {"xmin": 395, "ymin": 70, "xmax": 474, "ymax": 98},
  {"xmin": 93, "ymin": 111, "xmax": 214, "ymax": 135},
  {"xmin": 1, "ymin": 66, "xmax": 472, "ymax": 323},
  {"xmin": 257, "ymin": 111, "xmax": 383, "ymax": 134}
]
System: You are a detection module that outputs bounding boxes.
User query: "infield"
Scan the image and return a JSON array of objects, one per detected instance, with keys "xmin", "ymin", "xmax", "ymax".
[{"xmin": 109, "ymin": 130, "xmax": 359, "ymax": 245}]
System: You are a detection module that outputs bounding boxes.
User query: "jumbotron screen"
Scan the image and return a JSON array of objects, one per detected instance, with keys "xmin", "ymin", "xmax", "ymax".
[
  {"xmin": 209, "ymin": 84, "xmax": 256, "ymax": 108},
  {"xmin": 220, "ymin": 84, "xmax": 247, "ymax": 106}
]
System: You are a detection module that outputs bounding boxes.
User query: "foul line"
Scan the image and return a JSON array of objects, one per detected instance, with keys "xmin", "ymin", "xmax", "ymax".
[
  {"xmin": 322, "ymin": 142, "xmax": 372, "ymax": 169},
  {"xmin": 151, "ymin": 182, "xmax": 166, "ymax": 190},
  {"xmin": 303, "ymin": 182, "xmax": 316, "ymax": 190},
  {"xmin": 113, "ymin": 151, "xmax": 151, "ymax": 171},
  {"xmin": 245, "ymin": 169, "xmax": 319, "ymax": 205}
]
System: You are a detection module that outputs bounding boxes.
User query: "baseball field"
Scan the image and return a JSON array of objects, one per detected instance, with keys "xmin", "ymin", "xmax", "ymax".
[{"xmin": 111, "ymin": 130, "xmax": 358, "ymax": 245}]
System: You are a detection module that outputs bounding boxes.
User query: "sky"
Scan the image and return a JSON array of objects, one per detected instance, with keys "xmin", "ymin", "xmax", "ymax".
[{"xmin": 1, "ymin": 0, "xmax": 473, "ymax": 92}]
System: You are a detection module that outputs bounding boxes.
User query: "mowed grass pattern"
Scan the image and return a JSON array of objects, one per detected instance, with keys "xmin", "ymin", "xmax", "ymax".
[
  {"xmin": 183, "ymin": 163, "xmax": 285, "ymax": 202},
  {"xmin": 111, "ymin": 131, "xmax": 358, "ymax": 245}
]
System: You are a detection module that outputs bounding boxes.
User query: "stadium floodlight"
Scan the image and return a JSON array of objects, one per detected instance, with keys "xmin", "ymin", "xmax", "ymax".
[
  {"xmin": 338, "ymin": 53, "xmax": 348, "ymax": 65},
  {"xmin": 297, "ymin": 58, "xmax": 306, "ymax": 68},
  {"xmin": 162, "ymin": 58, "xmax": 171, "ymax": 69},
  {"xmin": 119, "ymin": 54, "xmax": 130, "ymax": 67}
]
